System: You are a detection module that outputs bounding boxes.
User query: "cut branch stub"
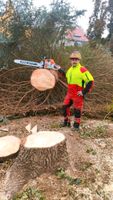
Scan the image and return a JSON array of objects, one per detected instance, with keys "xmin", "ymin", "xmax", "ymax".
[
  {"xmin": 1, "ymin": 131, "xmax": 68, "ymax": 200},
  {"xmin": 30, "ymin": 69, "xmax": 58, "ymax": 91},
  {"xmin": 0, "ymin": 135, "xmax": 21, "ymax": 161}
]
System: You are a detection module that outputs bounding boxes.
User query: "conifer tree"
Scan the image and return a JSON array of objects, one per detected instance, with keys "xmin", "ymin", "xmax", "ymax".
[{"xmin": 87, "ymin": 0, "xmax": 107, "ymax": 41}]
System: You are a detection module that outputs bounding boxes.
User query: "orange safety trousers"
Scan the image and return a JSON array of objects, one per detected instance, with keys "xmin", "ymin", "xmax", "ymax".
[{"xmin": 63, "ymin": 84, "xmax": 84, "ymax": 124}]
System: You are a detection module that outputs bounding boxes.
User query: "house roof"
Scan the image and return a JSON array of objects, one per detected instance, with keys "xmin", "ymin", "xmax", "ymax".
[{"xmin": 66, "ymin": 26, "xmax": 89, "ymax": 42}]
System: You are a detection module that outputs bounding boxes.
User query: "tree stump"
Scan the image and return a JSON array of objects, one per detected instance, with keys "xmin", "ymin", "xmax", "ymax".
[
  {"xmin": 1, "ymin": 131, "xmax": 68, "ymax": 200},
  {"xmin": 0, "ymin": 135, "xmax": 21, "ymax": 162}
]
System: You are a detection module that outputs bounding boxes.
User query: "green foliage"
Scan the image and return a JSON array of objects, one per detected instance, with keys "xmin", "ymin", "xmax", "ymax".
[
  {"xmin": 78, "ymin": 44, "xmax": 113, "ymax": 106},
  {"xmin": 105, "ymin": 101, "xmax": 113, "ymax": 119},
  {"xmin": 12, "ymin": 187, "xmax": 45, "ymax": 200},
  {"xmin": 56, "ymin": 168, "xmax": 82, "ymax": 185},
  {"xmin": 50, "ymin": 122, "xmax": 60, "ymax": 129},
  {"xmin": 86, "ymin": 148, "xmax": 97, "ymax": 155},
  {"xmin": 107, "ymin": 102, "xmax": 113, "ymax": 112},
  {"xmin": 87, "ymin": 0, "xmax": 113, "ymax": 54},
  {"xmin": 87, "ymin": 0, "xmax": 108, "ymax": 41},
  {"xmin": 15, "ymin": 0, "xmax": 33, "ymax": 24},
  {"xmin": 24, "ymin": 0, "xmax": 85, "ymax": 59},
  {"xmin": 107, "ymin": 0, "xmax": 113, "ymax": 40},
  {"xmin": 0, "ymin": 0, "xmax": 85, "ymax": 68},
  {"xmin": 80, "ymin": 124, "xmax": 108, "ymax": 138}
]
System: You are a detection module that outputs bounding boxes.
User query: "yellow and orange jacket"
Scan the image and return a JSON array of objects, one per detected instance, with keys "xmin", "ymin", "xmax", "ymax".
[{"xmin": 65, "ymin": 63, "xmax": 94, "ymax": 95}]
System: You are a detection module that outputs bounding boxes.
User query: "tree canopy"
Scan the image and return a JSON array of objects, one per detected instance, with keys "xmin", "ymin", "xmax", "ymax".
[{"xmin": 0, "ymin": 0, "xmax": 85, "ymax": 68}]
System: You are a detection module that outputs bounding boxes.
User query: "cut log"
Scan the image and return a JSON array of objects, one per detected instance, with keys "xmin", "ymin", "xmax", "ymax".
[
  {"xmin": 1, "ymin": 131, "xmax": 68, "ymax": 200},
  {"xmin": 30, "ymin": 69, "xmax": 58, "ymax": 91},
  {"xmin": 49, "ymin": 69, "xmax": 59, "ymax": 81},
  {"xmin": 0, "ymin": 135, "xmax": 21, "ymax": 160}
]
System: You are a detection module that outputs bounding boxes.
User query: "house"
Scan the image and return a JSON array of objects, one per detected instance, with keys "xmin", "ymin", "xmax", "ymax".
[{"xmin": 65, "ymin": 26, "xmax": 89, "ymax": 46}]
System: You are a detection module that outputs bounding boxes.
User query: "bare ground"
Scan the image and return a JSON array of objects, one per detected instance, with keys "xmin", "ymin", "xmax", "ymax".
[{"xmin": 0, "ymin": 115, "xmax": 113, "ymax": 200}]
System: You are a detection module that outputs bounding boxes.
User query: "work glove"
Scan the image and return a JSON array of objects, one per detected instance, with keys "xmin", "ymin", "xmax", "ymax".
[
  {"xmin": 54, "ymin": 64, "xmax": 61, "ymax": 70},
  {"xmin": 77, "ymin": 91, "xmax": 83, "ymax": 96}
]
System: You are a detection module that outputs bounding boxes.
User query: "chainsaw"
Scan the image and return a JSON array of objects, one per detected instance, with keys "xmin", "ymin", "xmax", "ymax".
[{"xmin": 14, "ymin": 58, "xmax": 61, "ymax": 71}]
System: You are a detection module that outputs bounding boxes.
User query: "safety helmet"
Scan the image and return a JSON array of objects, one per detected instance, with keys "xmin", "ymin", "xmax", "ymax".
[{"xmin": 70, "ymin": 51, "xmax": 81, "ymax": 60}]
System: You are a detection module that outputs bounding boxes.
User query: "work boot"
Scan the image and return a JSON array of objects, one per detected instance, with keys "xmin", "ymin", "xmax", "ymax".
[
  {"xmin": 60, "ymin": 120, "xmax": 71, "ymax": 127},
  {"xmin": 71, "ymin": 122, "xmax": 80, "ymax": 131}
]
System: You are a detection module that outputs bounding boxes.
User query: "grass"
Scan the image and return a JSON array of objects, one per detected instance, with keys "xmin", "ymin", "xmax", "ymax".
[
  {"xmin": 56, "ymin": 168, "xmax": 82, "ymax": 185},
  {"xmin": 49, "ymin": 122, "xmax": 60, "ymax": 129},
  {"xmin": 80, "ymin": 124, "xmax": 108, "ymax": 138},
  {"xmin": 78, "ymin": 161, "xmax": 93, "ymax": 171},
  {"xmin": 86, "ymin": 147, "xmax": 97, "ymax": 155},
  {"xmin": 12, "ymin": 187, "xmax": 45, "ymax": 200}
]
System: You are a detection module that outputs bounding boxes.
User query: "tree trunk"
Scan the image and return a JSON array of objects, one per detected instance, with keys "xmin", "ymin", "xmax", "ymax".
[
  {"xmin": 0, "ymin": 135, "xmax": 21, "ymax": 162},
  {"xmin": 30, "ymin": 69, "xmax": 58, "ymax": 91},
  {"xmin": 0, "ymin": 131, "xmax": 68, "ymax": 200}
]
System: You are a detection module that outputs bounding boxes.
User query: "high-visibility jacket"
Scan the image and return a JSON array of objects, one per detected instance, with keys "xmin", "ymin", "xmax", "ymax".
[{"xmin": 66, "ymin": 63, "xmax": 94, "ymax": 88}]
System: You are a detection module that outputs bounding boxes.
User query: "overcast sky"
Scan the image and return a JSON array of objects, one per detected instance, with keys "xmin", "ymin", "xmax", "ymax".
[{"xmin": 33, "ymin": 0, "xmax": 94, "ymax": 33}]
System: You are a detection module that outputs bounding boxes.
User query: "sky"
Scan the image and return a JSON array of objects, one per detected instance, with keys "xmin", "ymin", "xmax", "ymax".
[{"xmin": 33, "ymin": 0, "xmax": 94, "ymax": 33}]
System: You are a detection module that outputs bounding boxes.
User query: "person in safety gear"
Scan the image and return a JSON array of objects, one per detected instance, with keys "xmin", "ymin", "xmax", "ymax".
[{"xmin": 58, "ymin": 50, "xmax": 94, "ymax": 131}]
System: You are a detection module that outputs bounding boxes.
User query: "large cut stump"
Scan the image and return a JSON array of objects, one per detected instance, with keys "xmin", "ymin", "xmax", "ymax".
[
  {"xmin": 30, "ymin": 69, "xmax": 58, "ymax": 91},
  {"xmin": 0, "ymin": 135, "xmax": 21, "ymax": 161},
  {"xmin": 1, "ymin": 131, "xmax": 68, "ymax": 200}
]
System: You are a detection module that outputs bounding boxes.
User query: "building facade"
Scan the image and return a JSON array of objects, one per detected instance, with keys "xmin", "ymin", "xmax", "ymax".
[{"xmin": 65, "ymin": 26, "xmax": 89, "ymax": 46}]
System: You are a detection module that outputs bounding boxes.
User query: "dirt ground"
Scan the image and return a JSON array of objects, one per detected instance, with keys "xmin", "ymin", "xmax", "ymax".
[{"xmin": 0, "ymin": 115, "xmax": 113, "ymax": 200}]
